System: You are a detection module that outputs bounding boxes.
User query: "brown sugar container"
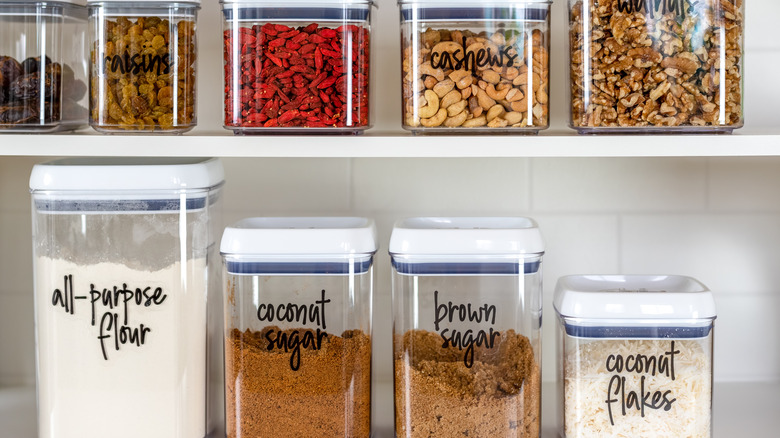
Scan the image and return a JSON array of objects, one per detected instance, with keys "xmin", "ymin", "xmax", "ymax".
[
  {"xmin": 220, "ymin": 217, "xmax": 377, "ymax": 438},
  {"xmin": 568, "ymin": 0, "xmax": 744, "ymax": 133},
  {"xmin": 389, "ymin": 217, "xmax": 545, "ymax": 438},
  {"xmin": 88, "ymin": 0, "xmax": 199, "ymax": 133}
]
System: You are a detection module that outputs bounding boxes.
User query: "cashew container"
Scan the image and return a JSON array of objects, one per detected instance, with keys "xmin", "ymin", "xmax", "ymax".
[
  {"xmin": 0, "ymin": 0, "xmax": 88, "ymax": 132},
  {"xmin": 222, "ymin": 0, "xmax": 374, "ymax": 134},
  {"xmin": 568, "ymin": 0, "xmax": 744, "ymax": 133},
  {"xmin": 88, "ymin": 0, "xmax": 200, "ymax": 134},
  {"xmin": 399, "ymin": 0, "xmax": 551, "ymax": 133}
]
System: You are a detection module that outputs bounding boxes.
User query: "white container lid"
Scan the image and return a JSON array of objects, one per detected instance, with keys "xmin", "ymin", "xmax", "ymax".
[
  {"xmin": 399, "ymin": 0, "xmax": 549, "ymax": 4},
  {"xmin": 554, "ymin": 275, "xmax": 717, "ymax": 321},
  {"xmin": 221, "ymin": 217, "xmax": 378, "ymax": 256},
  {"xmin": 30, "ymin": 157, "xmax": 224, "ymax": 192},
  {"xmin": 221, "ymin": 0, "xmax": 372, "ymax": 4},
  {"xmin": 389, "ymin": 217, "xmax": 544, "ymax": 256},
  {"xmin": 0, "ymin": 0, "xmax": 86, "ymax": 5},
  {"xmin": 87, "ymin": 0, "xmax": 200, "ymax": 4}
]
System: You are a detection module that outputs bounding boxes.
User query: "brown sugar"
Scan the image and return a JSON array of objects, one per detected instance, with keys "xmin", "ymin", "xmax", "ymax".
[
  {"xmin": 225, "ymin": 326, "xmax": 371, "ymax": 438},
  {"xmin": 394, "ymin": 329, "xmax": 540, "ymax": 438}
]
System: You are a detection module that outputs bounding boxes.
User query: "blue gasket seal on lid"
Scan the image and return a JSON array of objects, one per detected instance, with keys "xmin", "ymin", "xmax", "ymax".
[
  {"xmin": 564, "ymin": 324, "xmax": 714, "ymax": 339},
  {"xmin": 223, "ymin": 7, "xmax": 370, "ymax": 22},
  {"xmin": 34, "ymin": 198, "xmax": 208, "ymax": 212},
  {"xmin": 392, "ymin": 260, "xmax": 541, "ymax": 275},
  {"xmin": 227, "ymin": 259, "xmax": 374, "ymax": 275}
]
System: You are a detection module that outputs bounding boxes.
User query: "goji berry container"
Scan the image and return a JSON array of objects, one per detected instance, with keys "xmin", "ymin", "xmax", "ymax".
[
  {"xmin": 399, "ymin": 0, "xmax": 551, "ymax": 133},
  {"xmin": 554, "ymin": 275, "xmax": 716, "ymax": 437},
  {"xmin": 0, "ymin": 0, "xmax": 88, "ymax": 132},
  {"xmin": 30, "ymin": 158, "xmax": 225, "ymax": 438},
  {"xmin": 221, "ymin": 0, "xmax": 374, "ymax": 134},
  {"xmin": 389, "ymin": 217, "xmax": 544, "ymax": 437},
  {"xmin": 568, "ymin": 0, "xmax": 744, "ymax": 133},
  {"xmin": 220, "ymin": 217, "xmax": 376, "ymax": 438},
  {"xmin": 88, "ymin": 0, "xmax": 200, "ymax": 133}
]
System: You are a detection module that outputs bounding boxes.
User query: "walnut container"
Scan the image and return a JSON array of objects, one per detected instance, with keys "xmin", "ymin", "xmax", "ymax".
[
  {"xmin": 568, "ymin": 0, "xmax": 744, "ymax": 133},
  {"xmin": 399, "ymin": 0, "xmax": 552, "ymax": 133}
]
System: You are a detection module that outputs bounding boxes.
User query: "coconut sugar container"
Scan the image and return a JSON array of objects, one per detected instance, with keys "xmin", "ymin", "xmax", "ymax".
[
  {"xmin": 389, "ymin": 217, "xmax": 544, "ymax": 438},
  {"xmin": 220, "ymin": 217, "xmax": 377, "ymax": 438},
  {"xmin": 88, "ymin": 0, "xmax": 200, "ymax": 133},
  {"xmin": 0, "ymin": 0, "xmax": 88, "ymax": 132},
  {"xmin": 30, "ymin": 158, "xmax": 224, "ymax": 438},
  {"xmin": 568, "ymin": 0, "xmax": 744, "ymax": 132},
  {"xmin": 399, "ymin": 0, "xmax": 551, "ymax": 133},
  {"xmin": 221, "ymin": 0, "xmax": 374, "ymax": 133},
  {"xmin": 554, "ymin": 275, "xmax": 716, "ymax": 438}
]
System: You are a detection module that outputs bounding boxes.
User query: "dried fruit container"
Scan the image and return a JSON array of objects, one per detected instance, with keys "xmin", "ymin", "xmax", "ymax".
[
  {"xmin": 221, "ymin": 0, "xmax": 374, "ymax": 133},
  {"xmin": 389, "ymin": 217, "xmax": 544, "ymax": 438},
  {"xmin": 30, "ymin": 158, "xmax": 225, "ymax": 438},
  {"xmin": 0, "ymin": 0, "xmax": 88, "ymax": 132},
  {"xmin": 399, "ymin": 0, "xmax": 551, "ymax": 133},
  {"xmin": 568, "ymin": 0, "xmax": 744, "ymax": 133},
  {"xmin": 220, "ymin": 217, "xmax": 377, "ymax": 438},
  {"xmin": 554, "ymin": 275, "xmax": 716, "ymax": 438},
  {"xmin": 88, "ymin": 0, "xmax": 200, "ymax": 133}
]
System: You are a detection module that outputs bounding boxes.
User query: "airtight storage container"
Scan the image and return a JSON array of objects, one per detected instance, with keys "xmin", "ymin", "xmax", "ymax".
[
  {"xmin": 399, "ymin": 0, "xmax": 551, "ymax": 133},
  {"xmin": 554, "ymin": 275, "xmax": 716, "ymax": 438},
  {"xmin": 221, "ymin": 0, "xmax": 374, "ymax": 134},
  {"xmin": 88, "ymin": 0, "xmax": 200, "ymax": 133},
  {"xmin": 390, "ymin": 217, "xmax": 544, "ymax": 438},
  {"xmin": 220, "ymin": 217, "xmax": 377, "ymax": 438},
  {"xmin": 30, "ymin": 158, "xmax": 224, "ymax": 438},
  {"xmin": 0, "ymin": 0, "xmax": 88, "ymax": 132},
  {"xmin": 568, "ymin": 0, "xmax": 744, "ymax": 133}
]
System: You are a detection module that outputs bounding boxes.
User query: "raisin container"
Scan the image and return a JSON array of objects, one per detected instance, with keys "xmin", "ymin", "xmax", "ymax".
[
  {"xmin": 221, "ymin": 0, "xmax": 374, "ymax": 134},
  {"xmin": 399, "ymin": 0, "xmax": 551, "ymax": 133},
  {"xmin": 568, "ymin": 0, "xmax": 744, "ymax": 133},
  {"xmin": 390, "ymin": 217, "xmax": 544, "ymax": 438},
  {"xmin": 88, "ymin": 0, "xmax": 199, "ymax": 133},
  {"xmin": 554, "ymin": 275, "xmax": 716, "ymax": 438},
  {"xmin": 30, "ymin": 158, "xmax": 224, "ymax": 438},
  {"xmin": 220, "ymin": 217, "xmax": 377, "ymax": 438},
  {"xmin": 0, "ymin": 0, "xmax": 88, "ymax": 132}
]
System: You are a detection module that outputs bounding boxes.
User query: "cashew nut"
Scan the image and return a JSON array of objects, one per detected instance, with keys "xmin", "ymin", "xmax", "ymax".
[
  {"xmin": 418, "ymin": 89, "xmax": 440, "ymax": 118},
  {"xmin": 476, "ymin": 89, "xmax": 496, "ymax": 111},
  {"xmin": 433, "ymin": 79, "xmax": 455, "ymax": 98},
  {"xmin": 440, "ymin": 89, "xmax": 462, "ymax": 109},
  {"xmin": 487, "ymin": 117, "xmax": 509, "ymax": 128},
  {"xmin": 424, "ymin": 76, "xmax": 438, "ymax": 89},
  {"xmin": 486, "ymin": 83, "xmax": 509, "ymax": 101},
  {"xmin": 462, "ymin": 116, "xmax": 487, "ymax": 127},
  {"xmin": 482, "ymin": 70, "xmax": 501, "ymax": 85},
  {"xmin": 419, "ymin": 62, "xmax": 445, "ymax": 82},
  {"xmin": 420, "ymin": 108, "xmax": 447, "ymax": 127},
  {"xmin": 468, "ymin": 96, "xmax": 483, "ymax": 117},
  {"xmin": 506, "ymin": 88, "xmax": 524, "ymax": 102},
  {"xmin": 536, "ymin": 88, "xmax": 549, "ymax": 105},
  {"xmin": 456, "ymin": 74, "xmax": 473, "ymax": 90},
  {"xmin": 444, "ymin": 110, "xmax": 468, "ymax": 127},
  {"xmin": 486, "ymin": 104, "xmax": 506, "ymax": 122},
  {"xmin": 461, "ymin": 87, "xmax": 472, "ymax": 100},
  {"xmin": 447, "ymin": 100, "xmax": 468, "ymax": 117},
  {"xmin": 432, "ymin": 41, "xmax": 463, "ymax": 59},
  {"xmin": 503, "ymin": 111, "xmax": 523, "ymax": 124}
]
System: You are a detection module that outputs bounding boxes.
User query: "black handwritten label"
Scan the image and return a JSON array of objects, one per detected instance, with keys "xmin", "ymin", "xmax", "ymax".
[
  {"xmin": 433, "ymin": 290, "xmax": 501, "ymax": 368},
  {"xmin": 51, "ymin": 274, "xmax": 168, "ymax": 361},
  {"xmin": 603, "ymin": 341, "xmax": 680, "ymax": 426},
  {"xmin": 430, "ymin": 36, "xmax": 519, "ymax": 75},
  {"xmin": 102, "ymin": 52, "xmax": 171, "ymax": 76},
  {"xmin": 615, "ymin": 0, "xmax": 696, "ymax": 18},
  {"xmin": 256, "ymin": 289, "xmax": 331, "ymax": 371}
]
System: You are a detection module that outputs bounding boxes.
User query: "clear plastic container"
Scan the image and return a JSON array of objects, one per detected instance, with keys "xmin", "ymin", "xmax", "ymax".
[
  {"xmin": 568, "ymin": 0, "xmax": 744, "ymax": 133},
  {"xmin": 399, "ymin": 0, "xmax": 551, "ymax": 133},
  {"xmin": 30, "ymin": 158, "xmax": 224, "ymax": 438},
  {"xmin": 220, "ymin": 217, "xmax": 377, "ymax": 438},
  {"xmin": 0, "ymin": 0, "xmax": 88, "ymax": 132},
  {"xmin": 389, "ymin": 217, "xmax": 544, "ymax": 438},
  {"xmin": 554, "ymin": 275, "xmax": 716, "ymax": 438},
  {"xmin": 88, "ymin": 0, "xmax": 200, "ymax": 133},
  {"xmin": 221, "ymin": 0, "xmax": 374, "ymax": 134}
]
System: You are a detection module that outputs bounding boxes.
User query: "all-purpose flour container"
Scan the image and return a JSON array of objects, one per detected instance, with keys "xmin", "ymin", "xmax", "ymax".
[
  {"xmin": 389, "ymin": 217, "xmax": 544, "ymax": 438},
  {"xmin": 220, "ymin": 217, "xmax": 377, "ymax": 438},
  {"xmin": 554, "ymin": 275, "xmax": 716, "ymax": 438},
  {"xmin": 30, "ymin": 158, "xmax": 224, "ymax": 438}
]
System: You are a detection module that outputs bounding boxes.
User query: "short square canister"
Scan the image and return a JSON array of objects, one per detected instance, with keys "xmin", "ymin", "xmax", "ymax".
[
  {"xmin": 554, "ymin": 275, "xmax": 716, "ymax": 438},
  {"xmin": 220, "ymin": 217, "xmax": 377, "ymax": 438},
  {"xmin": 389, "ymin": 217, "xmax": 544, "ymax": 438}
]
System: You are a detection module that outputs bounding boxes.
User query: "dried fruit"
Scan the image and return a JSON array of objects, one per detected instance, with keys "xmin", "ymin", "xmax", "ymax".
[
  {"xmin": 569, "ymin": 0, "xmax": 744, "ymax": 129},
  {"xmin": 90, "ymin": 16, "xmax": 197, "ymax": 132},
  {"xmin": 223, "ymin": 22, "xmax": 370, "ymax": 129}
]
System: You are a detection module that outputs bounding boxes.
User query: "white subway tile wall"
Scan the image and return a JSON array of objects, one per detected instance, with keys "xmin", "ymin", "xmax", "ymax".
[{"xmin": 3, "ymin": 0, "xmax": 780, "ymax": 388}]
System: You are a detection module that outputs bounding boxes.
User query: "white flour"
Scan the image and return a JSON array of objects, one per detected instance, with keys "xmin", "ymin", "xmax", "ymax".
[{"xmin": 35, "ymin": 257, "xmax": 207, "ymax": 438}]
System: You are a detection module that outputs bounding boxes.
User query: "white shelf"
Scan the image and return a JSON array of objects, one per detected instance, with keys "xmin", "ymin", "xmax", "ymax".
[
  {"xmin": 1, "ymin": 129, "xmax": 779, "ymax": 158},
  {"xmin": 3, "ymin": 382, "xmax": 778, "ymax": 437}
]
